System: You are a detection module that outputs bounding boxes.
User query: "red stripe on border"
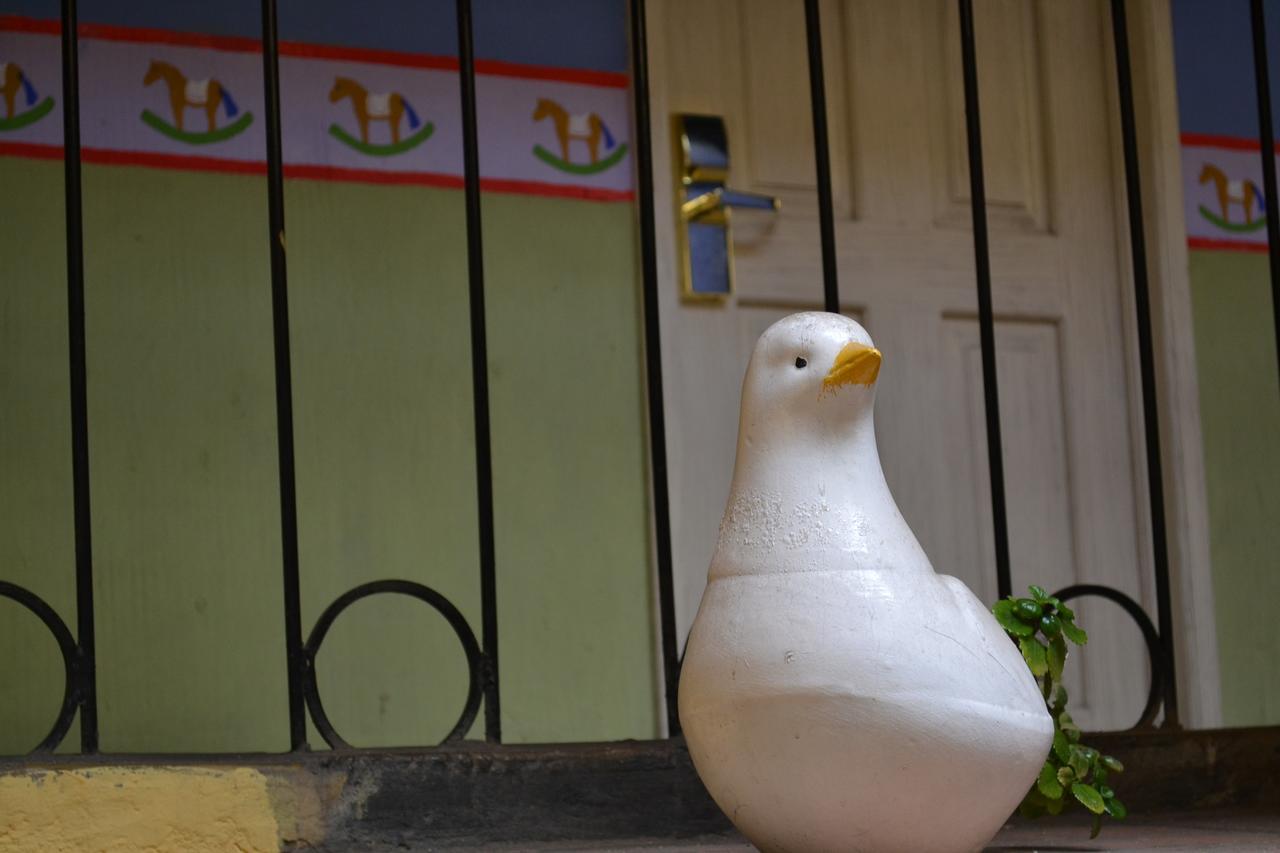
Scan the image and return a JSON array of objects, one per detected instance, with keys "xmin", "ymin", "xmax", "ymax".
[
  {"xmin": 475, "ymin": 176, "xmax": 633, "ymax": 202},
  {"xmin": 278, "ymin": 40, "xmax": 457, "ymax": 71},
  {"xmin": 0, "ymin": 14, "xmax": 58, "ymax": 34},
  {"xmin": 473, "ymin": 59, "xmax": 628, "ymax": 89},
  {"xmin": 287, "ymin": 162, "xmax": 462, "ymax": 188},
  {"xmin": 0, "ymin": 14, "xmax": 629, "ymax": 87},
  {"xmin": 84, "ymin": 147, "xmax": 268, "ymax": 175},
  {"xmin": 1180, "ymin": 132, "xmax": 1280, "ymax": 153},
  {"xmin": 0, "ymin": 140, "xmax": 64, "ymax": 161},
  {"xmin": 0, "ymin": 142, "xmax": 634, "ymax": 202},
  {"xmin": 1187, "ymin": 236, "xmax": 1271, "ymax": 253},
  {"xmin": 279, "ymin": 42, "xmax": 628, "ymax": 87},
  {"xmin": 79, "ymin": 21, "xmax": 262, "ymax": 53}
]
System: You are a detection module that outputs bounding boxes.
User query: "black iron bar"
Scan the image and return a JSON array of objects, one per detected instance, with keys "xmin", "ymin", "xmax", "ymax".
[
  {"xmin": 803, "ymin": 0, "xmax": 840, "ymax": 313},
  {"xmin": 1054, "ymin": 585, "xmax": 1164, "ymax": 729},
  {"xmin": 259, "ymin": 0, "xmax": 307, "ymax": 751},
  {"xmin": 958, "ymin": 0, "xmax": 1012, "ymax": 601},
  {"xmin": 59, "ymin": 0, "xmax": 98, "ymax": 754},
  {"xmin": 1109, "ymin": 0, "xmax": 1179, "ymax": 727},
  {"xmin": 1250, "ymin": 0, "xmax": 1280, "ymax": 387},
  {"xmin": 455, "ymin": 0, "xmax": 501, "ymax": 743},
  {"xmin": 0, "ymin": 583, "xmax": 81, "ymax": 752},
  {"xmin": 302, "ymin": 581, "xmax": 484, "ymax": 748},
  {"xmin": 628, "ymin": 0, "xmax": 681, "ymax": 735}
]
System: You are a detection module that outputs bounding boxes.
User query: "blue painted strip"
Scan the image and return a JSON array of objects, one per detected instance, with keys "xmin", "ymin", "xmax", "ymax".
[
  {"xmin": 470, "ymin": 0, "xmax": 627, "ymax": 74},
  {"xmin": 0, "ymin": 0, "xmax": 628, "ymax": 74},
  {"xmin": 1172, "ymin": 0, "xmax": 1280, "ymax": 137}
]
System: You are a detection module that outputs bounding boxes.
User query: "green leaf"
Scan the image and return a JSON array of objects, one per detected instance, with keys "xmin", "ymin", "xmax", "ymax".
[
  {"xmin": 1069, "ymin": 746, "xmax": 1091, "ymax": 779},
  {"xmin": 1053, "ymin": 729, "xmax": 1072, "ymax": 763},
  {"xmin": 1054, "ymin": 599, "xmax": 1075, "ymax": 621},
  {"xmin": 1061, "ymin": 618, "xmax": 1088, "ymax": 645},
  {"xmin": 1072, "ymin": 782, "xmax": 1107, "ymax": 815},
  {"xmin": 1015, "ymin": 598, "xmax": 1043, "ymax": 621},
  {"xmin": 1105, "ymin": 797, "xmax": 1127, "ymax": 819},
  {"xmin": 1046, "ymin": 795, "xmax": 1066, "ymax": 815},
  {"xmin": 1052, "ymin": 684, "xmax": 1069, "ymax": 712},
  {"xmin": 1059, "ymin": 712, "xmax": 1080, "ymax": 734},
  {"xmin": 1040, "ymin": 613, "xmax": 1062, "ymax": 636},
  {"xmin": 1102, "ymin": 755, "xmax": 1125, "ymax": 773},
  {"xmin": 993, "ymin": 600, "xmax": 1035, "ymax": 636},
  {"xmin": 1056, "ymin": 765, "xmax": 1075, "ymax": 786},
  {"xmin": 1020, "ymin": 637, "xmax": 1049, "ymax": 676},
  {"xmin": 1047, "ymin": 633, "xmax": 1067, "ymax": 682},
  {"xmin": 1097, "ymin": 784, "xmax": 1115, "ymax": 799},
  {"xmin": 1029, "ymin": 584, "xmax": 1048, "ymax": 602},
  {"xmin": 1090, "ymin": 813, "xmax": 1103, "ymax": 839},
  {"xmin": 1037, "ymin": 762, "xmax": 1064, "ymax": 799}
]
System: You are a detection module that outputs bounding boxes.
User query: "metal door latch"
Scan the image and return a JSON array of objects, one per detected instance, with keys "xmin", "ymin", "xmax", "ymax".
[{"xmin": 675, "ymin": 114, "xmax": 779, "ymax": 301}]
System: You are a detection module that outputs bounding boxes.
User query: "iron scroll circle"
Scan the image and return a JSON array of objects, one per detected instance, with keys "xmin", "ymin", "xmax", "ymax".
[
  {"xmin": 1053, "ymin": 584, "xmax": 1164, "ymax": 729},
  {"xmin": 0, "ymin": 581, "xmax": 81, "ymax": 753},
  {"xmin": 301, "ymin": 580, "xmax": 484, "ymax": 749}
]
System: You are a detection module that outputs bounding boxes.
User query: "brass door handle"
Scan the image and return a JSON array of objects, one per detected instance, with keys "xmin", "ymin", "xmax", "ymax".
[
  {"xmin": 674, "ymin": 114, "xmax": 778, "ymax": 301},
  {"xmin": 681, "ymin": 187, "xmax": 780, "ymax": 221}
]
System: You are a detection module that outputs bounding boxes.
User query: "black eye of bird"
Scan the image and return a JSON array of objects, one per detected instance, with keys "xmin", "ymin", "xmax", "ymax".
[{"xmin": 795, "ymin": 356, "xmax": 807, "ymax": 369}]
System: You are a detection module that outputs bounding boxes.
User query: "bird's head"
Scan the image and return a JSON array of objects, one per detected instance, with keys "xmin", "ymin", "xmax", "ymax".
[{"xmin": 738, "ymin": 312, "xmax": 882, "ymax": 444}]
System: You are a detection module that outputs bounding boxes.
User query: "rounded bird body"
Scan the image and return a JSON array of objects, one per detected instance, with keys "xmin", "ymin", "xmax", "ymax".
[{"xmin": 679, "ymin": 313, "xmax": 1052, "ymax": 853}]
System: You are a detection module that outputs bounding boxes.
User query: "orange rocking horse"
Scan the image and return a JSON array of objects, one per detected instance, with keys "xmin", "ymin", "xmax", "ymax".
[
  {"xmin": 329, "ymin": 77, "xmax": 421, "ymax": 144},
  {"xmin": 1, "ymin": 61, "xmax": 39, "ymax": 119},
  {"xmin": 143, "ymin": 60, "xmax": 240, "ymax": 132},
  {"xmin": 532, "ymin": 97, "xmax": 616, "ymax": 165},
  {"xmin": 1199, "ymin": 163, "xmax": 1265, "ymax": 225}
]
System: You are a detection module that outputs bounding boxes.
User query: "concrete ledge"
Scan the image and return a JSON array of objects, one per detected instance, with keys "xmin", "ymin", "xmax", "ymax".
[{"xmin": 1, "ymin": 727, "xmax": 1277, "ymax": 851}]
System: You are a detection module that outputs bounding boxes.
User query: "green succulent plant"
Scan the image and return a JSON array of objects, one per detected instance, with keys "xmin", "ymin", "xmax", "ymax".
[{"xmin": 992, "ymin": 585, "xmax": 1126, "ymax": 838}]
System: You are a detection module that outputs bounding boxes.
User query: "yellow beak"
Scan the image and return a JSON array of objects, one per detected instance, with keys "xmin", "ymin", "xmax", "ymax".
[{"xmin": 822, "ymin": 341, "xmax": 882, "ymax": 392}]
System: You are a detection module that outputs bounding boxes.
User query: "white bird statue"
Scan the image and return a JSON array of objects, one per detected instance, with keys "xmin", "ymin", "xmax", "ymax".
[{"xmin": 679, "ymin": 312, "xmax": 1053, "ymax": 853}]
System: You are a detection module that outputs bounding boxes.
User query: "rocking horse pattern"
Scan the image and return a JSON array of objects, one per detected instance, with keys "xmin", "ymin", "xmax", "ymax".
[
  {"xmin": 1199, "ymin": 163, "xmax": 1265, "ymax": 227},
  {"xmin": 531, "ymin": 97, "xmax": 628, "ymax": 175},
  {"xmin": 0, "ymin": 22, "xmax": 636, "ymax": 199},
  {"xmin": 1196, "ymin": 162, "xmax": 1268, "ymax": 234},
  {"xmin": 0, "ymin": 61, "xmax": 55, "ymax": 132},
  {"xmin": 140, "ymin": 60, "xmax": 254, "ymax": 144},
  {"xmin": 327, "ymin": 77, "xmax": 434, "ymax": 156}
]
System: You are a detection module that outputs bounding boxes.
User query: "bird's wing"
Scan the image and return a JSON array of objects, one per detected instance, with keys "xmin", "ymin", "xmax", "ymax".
[{"xmin": 938, "ymin": 573, "xmax": 1044, "ymax": 705}]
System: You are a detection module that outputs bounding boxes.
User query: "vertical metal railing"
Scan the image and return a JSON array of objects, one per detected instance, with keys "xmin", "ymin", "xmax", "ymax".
[
  {"xmin": 950, "ymin": 0, "xmax": 1177, "ymax": 727},
  {"xmin": 258, "ymin": 0, "xmax": 308, "ymax": 752},
  {"xmin": 957, "ymin": 0, "xmax": 1013, "ymax": 602},
  {"xmin": 628, "ymin": 0, "xmax": 681, "ymax": 736},
  {"xmin": 803, "ymin": 0, "xmax": 840, "ymax": 313},
  {"xmin": 59, "ymin": 0, "xmax": 98, "ymax": 754},
  {"xmin": 1106, "ymin": 0, "xmax": 1178, "ymax": 727},
  {"xmin": 2, "ymin": 0, "xmax": 103, "ymax": 756},
  {"xmin": 247, "ymin": 0, "xmax": 498, "ymax": 750},
  {"xmin": 264, "ymin": 0, "xmax": 498, "ymax": 749},
  {"xmin": 455, "ymin": 0, "xmax": 503, "ymax": 744},
  {"xmin": 1250, "ymin": 0, "xmax": 1280, "ymax": 386}
]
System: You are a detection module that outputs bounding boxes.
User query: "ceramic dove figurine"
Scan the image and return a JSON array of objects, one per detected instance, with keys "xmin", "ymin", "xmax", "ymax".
[{"xmin": 679, "ymin": 313, "xmax": 1053, "ymax": 853}]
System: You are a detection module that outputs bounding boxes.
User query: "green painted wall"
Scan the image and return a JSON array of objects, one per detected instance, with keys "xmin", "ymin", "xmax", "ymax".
[
  {"xmin": 0, "ymin": 157, "xmax": 658, "ymax": 752},
  {"xmin": 1188, "ymin": 249, "xmax": 1280, "ymax": 726}
]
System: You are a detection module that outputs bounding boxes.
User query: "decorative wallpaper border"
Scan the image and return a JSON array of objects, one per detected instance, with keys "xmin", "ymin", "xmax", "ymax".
[
  {"xmin": 0, "ymin": 14, "xmax": 635, "ymax": 202},
  {"xmin": 1181, "ymin": 132, "xmax": 1280, "ymax": 253}
]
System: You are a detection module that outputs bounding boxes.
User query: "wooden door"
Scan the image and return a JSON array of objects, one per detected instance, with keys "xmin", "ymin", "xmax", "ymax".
[{"xmin": 645, "ymin": 0, "xmax": 1215, "ymax": 730}]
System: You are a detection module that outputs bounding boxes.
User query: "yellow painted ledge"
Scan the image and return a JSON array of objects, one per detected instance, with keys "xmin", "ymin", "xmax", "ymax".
[{"xmin": 0, "ymin": 766, "xmax": 290, "ymax": 852}]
